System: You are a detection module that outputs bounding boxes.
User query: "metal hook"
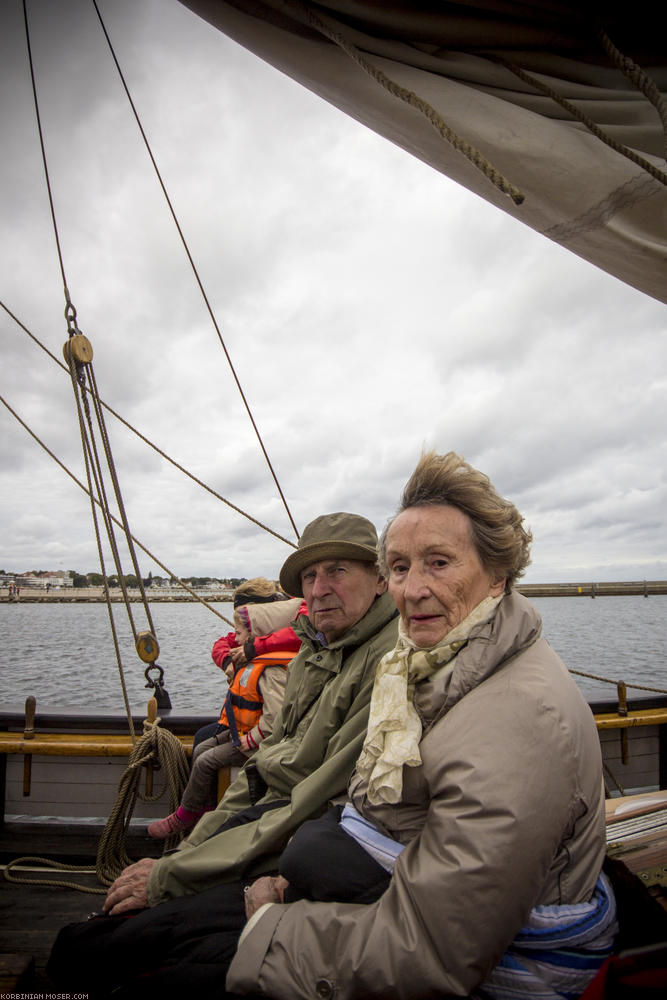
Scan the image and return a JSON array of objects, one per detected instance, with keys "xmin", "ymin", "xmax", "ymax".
[{"xmin": 144, "ymin": 664, "xmax": 172, "ymax": 709}]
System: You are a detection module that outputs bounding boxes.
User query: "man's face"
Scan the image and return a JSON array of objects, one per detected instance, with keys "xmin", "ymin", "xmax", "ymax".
[{"xmin": 300, "ymin": 559, "xmax": 387, "ymax": 642}]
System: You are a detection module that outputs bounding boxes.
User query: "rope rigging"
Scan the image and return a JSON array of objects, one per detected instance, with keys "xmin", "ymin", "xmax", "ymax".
[
  {"xmin": 495, "ymin": 55, "xmax": 667, "ymax": 189},
  {"xmin": 89, "ymin": 0, "xmax": 299, "ymax": 542},
  {"xmin": 597, "ymin": 25, "xmax": 667, "ymax": 164},
  {"xmin": 22, "ymin": 0, "xmax": 163, "ymax": 730},
  {"xmin": 569, "ymin": 669, "xmax": 667, "ymax": 697},
  {"xmin": 3, "ymin": 699, "xmax": 190, "ymax": 893},
  {"xmin": 0, "ymin": 392, "xmax": 236, "ymax": 630},
  {"xmin": 281, "ymin": 0, "xmax": 667, "ymax": 197},
  {"xmin": 279, "ymin": 0, "xmax": 525, "ymax": 206},
  {"xmin": 0, "ymin": 298, "xmax": 298, "ymax": 551},
  {"xmin": 64, "ymin": 329, "xmax": 168, "ymax": 717},
  {"xmin": 19, "ymin": 0, "xmax": 302, "ymax": 724}
]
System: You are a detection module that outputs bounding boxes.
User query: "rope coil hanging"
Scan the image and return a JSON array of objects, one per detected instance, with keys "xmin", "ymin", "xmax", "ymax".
[
  {"xmin": 95, "ymin": 703, "xmax": 191, "ymax": 884},
  {"xmin": 3, "ymin": 700, "xmax": 190, "ymax": 894}
]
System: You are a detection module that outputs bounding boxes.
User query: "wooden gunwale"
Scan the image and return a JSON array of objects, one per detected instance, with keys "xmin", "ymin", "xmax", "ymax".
[
  {"xmin": 0, "ymin": 732, "xmax": 194, "ymax": 756},
  {"xmin": 595, "ymin": 707, "xmax": 667, "ymax": 730},
  {"xmin": 1, "ymin": 708, "xmax": 664, "ymax": 755},
  {"xmin": 1, "ymin": 695, "xmax": 667, "ymax": 759}
]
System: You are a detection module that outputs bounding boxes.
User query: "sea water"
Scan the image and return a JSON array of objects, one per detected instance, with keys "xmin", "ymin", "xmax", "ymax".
[{"xmin": 0, "ymin": 596, "xmax": 665, "ymax": 713}]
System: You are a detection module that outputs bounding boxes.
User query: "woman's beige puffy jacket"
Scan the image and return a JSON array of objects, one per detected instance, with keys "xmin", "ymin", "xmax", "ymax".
[{"xmin": 227, "ymin": 590, "xmax": 606, "ymax": 999}]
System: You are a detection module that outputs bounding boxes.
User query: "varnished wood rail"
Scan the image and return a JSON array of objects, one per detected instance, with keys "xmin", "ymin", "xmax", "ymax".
[
  {"xmin": 594, "ymin": 707, "xmax": 667, "ymax": 730},
  {"xmin": 0, "ymin": 732, "xmax": 194, "ymax": 756}
]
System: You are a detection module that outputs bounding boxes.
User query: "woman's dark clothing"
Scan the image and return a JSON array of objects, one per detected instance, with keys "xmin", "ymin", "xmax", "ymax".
[
  {"xmin": 47, "ymin": 808, "xmax": 389, "ymax": 999},
  {"xmin": 281, "ymin": 806, "xmax": 391, "ymax": 904}
]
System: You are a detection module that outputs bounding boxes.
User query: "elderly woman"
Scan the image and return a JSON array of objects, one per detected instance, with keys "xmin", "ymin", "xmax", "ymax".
[{"xmin": 228, "ymin": 451, "xmax": 616, "ymax": 1000}]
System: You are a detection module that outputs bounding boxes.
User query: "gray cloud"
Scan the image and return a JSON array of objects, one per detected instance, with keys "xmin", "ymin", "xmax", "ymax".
[{"xmin": 1, "ymin": 0, "xmax": 666, "ymax": 586}]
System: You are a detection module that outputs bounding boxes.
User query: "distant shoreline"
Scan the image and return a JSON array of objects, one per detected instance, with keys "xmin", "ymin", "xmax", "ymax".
[
  {"xmin": 0, "ymin": 587, "xmax": 233, "ymax": 604},
  {"xmin": 2, "ymin": 582, "xmax": 667, "ymax": 603}
]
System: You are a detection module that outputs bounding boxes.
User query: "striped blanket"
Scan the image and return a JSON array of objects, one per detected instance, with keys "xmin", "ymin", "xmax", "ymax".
[
  {"xmin": 476, "ymin": 872, "xmax": 618, "ymax": 999},
  {"xmin": 340, "ymin": 804, "xmax": 617, "ymax": 998}
]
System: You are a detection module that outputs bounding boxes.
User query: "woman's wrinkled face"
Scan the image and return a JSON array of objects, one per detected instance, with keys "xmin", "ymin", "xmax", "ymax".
[{"xmin": 385, "ymin": 504, "xmax": 506, "ymax": 647}]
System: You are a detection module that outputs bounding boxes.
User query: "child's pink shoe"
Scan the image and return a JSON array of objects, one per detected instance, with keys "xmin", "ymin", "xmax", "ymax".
[{"xmin": 147, "ymin": 810, "xmax": 195, "ymax": 840}]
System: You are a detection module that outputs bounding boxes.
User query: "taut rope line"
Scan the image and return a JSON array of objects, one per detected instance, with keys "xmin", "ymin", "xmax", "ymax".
[
  {"xmin": 21, "ymin": 0, "xmax": 69, "ymax": 299},
  {"xmin": 22, "ymin": 0, "xmax": 172, "ymax": 725},
  {"xmin": 90, "ymin": 0, "xmax": 299, "ymax": 541},
  {"xmin": 0, "ymin": 298, "xmax": 297, "ymax": 551},
  {"xmin": 569, "ymin": 668, "xmax": 667, "ymax": 697},
  {"xmin": 0, "ymin": 392, "xmax": 236, "ymax": 629},
  {"xmin": 64, "ymin": 348, "xmax": 138, "ymax": 737}
]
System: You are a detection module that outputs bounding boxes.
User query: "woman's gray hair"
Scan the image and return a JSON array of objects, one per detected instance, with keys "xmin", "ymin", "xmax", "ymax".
[{"xmin": 379, "ymin": 451, "xmax": 532, "ymax": 591}]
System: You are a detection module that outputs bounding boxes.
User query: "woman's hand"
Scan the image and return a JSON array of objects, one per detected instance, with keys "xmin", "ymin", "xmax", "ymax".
[
  {"xmin": 103, "ymin": 857, "xmax": 158, "ymax": 915},
  {"xmin": 244, "ymin": 875, "xmax": 289, "ymax": 919}
]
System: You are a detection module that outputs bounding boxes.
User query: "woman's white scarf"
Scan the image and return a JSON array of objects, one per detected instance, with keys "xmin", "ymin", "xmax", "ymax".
[{"xmin": 356, "ymin": 595, "xmax": 503, "ymax": 805}]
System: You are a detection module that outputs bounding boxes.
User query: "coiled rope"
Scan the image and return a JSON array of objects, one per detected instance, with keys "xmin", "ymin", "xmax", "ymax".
[
  {"xmin": 3, "ymin": 705, "xmax": 190, "ymax": 894},
  {"xmin": 95, "ymin": 711, "xmax": 191, "ymax": 884}
]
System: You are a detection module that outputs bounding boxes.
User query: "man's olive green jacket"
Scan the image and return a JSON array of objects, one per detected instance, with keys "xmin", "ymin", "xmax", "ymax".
[{"xmin": 147, "ymin": 591, "xmax": 398, "ymax": 905}]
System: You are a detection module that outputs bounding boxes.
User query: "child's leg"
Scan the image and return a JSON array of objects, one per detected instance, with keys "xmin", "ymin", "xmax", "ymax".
[
  {"xmin": 148, "ymin": 736, "xmax": 246, "ymax": 839},
  {"xmin": 181, "ymin": 741, "xmax": 244, "ymax": 813},
  {"xmin": 191, "ymin": 734, "xmax": 220, "ymax": 766}
]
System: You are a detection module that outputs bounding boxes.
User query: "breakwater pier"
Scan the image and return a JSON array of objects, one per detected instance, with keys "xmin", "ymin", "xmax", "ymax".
[
  {"xmin": 518, "ymin": 581, "xmax": 667, "ymax": 598},
  {"xmin": 1, "ymin": 581, "xmax": 667, "ymax": 603}
]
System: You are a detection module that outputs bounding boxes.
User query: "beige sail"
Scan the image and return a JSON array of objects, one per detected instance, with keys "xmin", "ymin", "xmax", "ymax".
[{"xmin": 183, "ymin": 0, "xmax": 667, "ymax": 304}]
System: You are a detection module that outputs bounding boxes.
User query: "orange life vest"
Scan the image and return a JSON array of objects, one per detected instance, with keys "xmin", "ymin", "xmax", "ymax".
[{"xmin": 218, "ymin": 650, "xmax": 295, "ymax": 733}]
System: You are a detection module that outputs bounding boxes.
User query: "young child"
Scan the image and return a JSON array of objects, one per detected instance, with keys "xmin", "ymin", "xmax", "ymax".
[
  {"xmin": 148, "ymin": 596, "xmax": 305, "ymax": 839},
  {"xmin": 210, "ymin": 578, "xmax": 305, "ymax": 675}
]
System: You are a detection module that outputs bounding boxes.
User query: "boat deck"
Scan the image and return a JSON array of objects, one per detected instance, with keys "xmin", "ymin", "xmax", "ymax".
[
  {"xmin": 1, "ymin": 695, "xmax": 667, "ymax": 992},
  {"xmin": 3, "ymin": 805, "xmax": 667, "ymax": 994},
  {"xmin": 0, "ymin": 821, "xmax": 163, "ymax": 992}
]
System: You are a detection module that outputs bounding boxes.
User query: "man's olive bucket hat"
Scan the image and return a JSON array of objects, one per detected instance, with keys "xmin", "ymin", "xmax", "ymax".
[{"xmin": 279, "ymin": 512, "xmax": 379, "ymax": 597}]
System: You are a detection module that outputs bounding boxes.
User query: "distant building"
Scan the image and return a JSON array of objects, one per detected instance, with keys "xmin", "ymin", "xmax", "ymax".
[{"xmin": 15, "ymin": 571, "xmax": 73, "ymax": 589}]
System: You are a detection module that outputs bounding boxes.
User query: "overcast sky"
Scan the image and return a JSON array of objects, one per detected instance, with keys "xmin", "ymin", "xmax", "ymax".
[{"xmin": 1, "ymin": 0, "xmax": 666, "ymax": 587}]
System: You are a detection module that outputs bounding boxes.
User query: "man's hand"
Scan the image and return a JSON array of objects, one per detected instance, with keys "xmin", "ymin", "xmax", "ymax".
[
  {"xmin": 244, "ymin": 875, "xmax": 289, "ymax": 919},
  {"xmin": 230, "ymin": 646, "xmax": 248, "ymax": 666},
  {"xmin": 103, "ymin": 857, "xmax": 157, "ymax": 915}
]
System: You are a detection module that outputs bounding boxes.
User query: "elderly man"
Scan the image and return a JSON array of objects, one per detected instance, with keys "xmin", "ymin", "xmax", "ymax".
[{"xmin": 47, "ymin": 512, "xmax": 398, "ymax": 995}]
